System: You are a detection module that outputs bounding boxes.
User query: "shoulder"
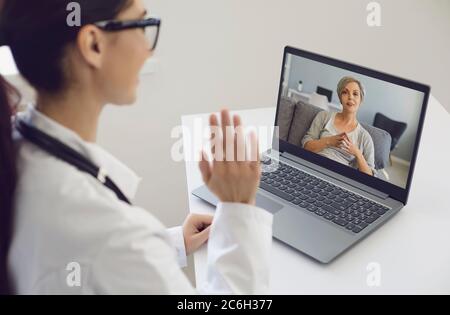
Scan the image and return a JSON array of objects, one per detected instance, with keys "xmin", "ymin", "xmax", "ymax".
[
  {"xmin": 14, "ymin": 140, "xmax": 165, "ymax": 247},
  {"xmin": 313, "ymin": 110, "xmax": 332, "ymax": 124}
]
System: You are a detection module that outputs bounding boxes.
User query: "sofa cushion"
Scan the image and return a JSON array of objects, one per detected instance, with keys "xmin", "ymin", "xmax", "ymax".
[
  {"xmin": 360, "ymin": 123, "xmax": 392, "ymax": 170},
  {"xmin": 287, "ymin": 101, "xmax": 322, "ymax": 146},
  {"xmin": 276, "ymin": 97, "xmax": 296, "ymax": 141}
]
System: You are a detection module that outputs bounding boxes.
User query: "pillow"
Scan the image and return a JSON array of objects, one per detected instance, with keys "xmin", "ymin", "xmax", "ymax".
[
  {"xmin": 287, "ymin": 101, "xmax": 323, "ymax": 146},
  {"xmin": 276, "ymin": 97, "xmax": 296, "ymax": 141},
  {"xmin": 361, "ymin": 123, "xmax": 392, "ymax": 170}
]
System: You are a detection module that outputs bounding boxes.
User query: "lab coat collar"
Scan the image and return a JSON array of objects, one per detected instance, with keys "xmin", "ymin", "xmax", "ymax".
[{"xmin": 18, "ymin": 104, "xmax": 142, "ymax": 201}]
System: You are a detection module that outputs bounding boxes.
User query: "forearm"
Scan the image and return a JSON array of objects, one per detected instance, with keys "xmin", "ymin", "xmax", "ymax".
[
  {"xmin": 355, "ymin": 152, "xmax": 373, "ymax": 176},
  {"xmin": 304, "ymin": 138, "xmax": 328, "ymax": 153}
]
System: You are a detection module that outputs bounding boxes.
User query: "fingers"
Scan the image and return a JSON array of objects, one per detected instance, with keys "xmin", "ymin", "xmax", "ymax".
[
  {"xmin": 340, "ymin": 139, "xmax": 350, "ymax": 149},
  {"xmin": 221, "ymin": 109, "xmax": 232, "ymax": 159},
  {"xmin": 233, "ymin": 114, "xmax": 242, "ymax": 128},
  {"xmin": 186, "ymin": 225, "xmax": 211, "ymax": 255},
  {"xmin": 209, "ymin": 113, "xmax": 219, "ymax": 128},
  {"xmin": 192, "ymin": 213, "xmax": 214, "ymax": 230},
  {"xmin": 192, "ymin": 225, "xmax": 211, "ymax": 247},
  {"xmin": 248, "ymin": 131, "xmax": 260, "ymax": 169},
  {"xmin": 209, "ymin": 113, "xmax": 223, "ymax": 162},
  {"xmin": 234, "ymin": 115, "xmax": 245, "ymax": 162},
  {"xmin": 199, "ymin": 151, "xmax": 212, "ymax": 184}
]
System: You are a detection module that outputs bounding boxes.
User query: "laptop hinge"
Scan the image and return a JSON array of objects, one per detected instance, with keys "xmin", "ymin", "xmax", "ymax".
[{"xmin": 280, "ymin": 152, "xmax": 390, "ymax": 200}]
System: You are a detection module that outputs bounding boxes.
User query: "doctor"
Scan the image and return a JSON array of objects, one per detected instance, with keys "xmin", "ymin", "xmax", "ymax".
[{"xmin": 0, "ymin": 0, "xmax": 272, "ymax": 294}]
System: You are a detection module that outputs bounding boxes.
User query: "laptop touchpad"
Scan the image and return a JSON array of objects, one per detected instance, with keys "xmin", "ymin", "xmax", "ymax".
[{"xmin": 256, "ymin": 194, "xmax": 284, "ymax": 214}]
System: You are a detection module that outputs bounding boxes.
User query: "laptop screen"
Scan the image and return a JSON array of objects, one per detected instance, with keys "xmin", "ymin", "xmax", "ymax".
[{"xmin": 275, "ymin": 46, "xmax": 429, "ymax": 203}]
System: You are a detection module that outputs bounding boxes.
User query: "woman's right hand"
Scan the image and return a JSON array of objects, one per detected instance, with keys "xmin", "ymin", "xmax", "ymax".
[
  {"xmin": 324, "ymin": 133, "xmax": 347, "ymax": 149},
  {"xmin": 199, "ymin": 109, "xmax": 261, "ymax": 205}
]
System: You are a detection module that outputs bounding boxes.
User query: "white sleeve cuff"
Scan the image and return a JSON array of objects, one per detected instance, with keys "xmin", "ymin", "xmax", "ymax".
[
  {"xmin": 215, "ymin": 202, "xmax": 274, "ymax": 226},
  {"xmin": 166, "ymin": 226, "xmax": 188, "ymax": 268}
]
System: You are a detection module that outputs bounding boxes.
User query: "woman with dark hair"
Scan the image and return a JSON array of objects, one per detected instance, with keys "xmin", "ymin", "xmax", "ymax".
[{"xmin": 0, "ymin": 0, "xmax": 271, "ymax": 294}]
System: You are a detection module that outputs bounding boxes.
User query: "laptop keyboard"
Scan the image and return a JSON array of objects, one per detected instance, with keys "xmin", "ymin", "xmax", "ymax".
[{"xmin": 259, "ymin": 160, "xmax": 390, "ymax": 234}]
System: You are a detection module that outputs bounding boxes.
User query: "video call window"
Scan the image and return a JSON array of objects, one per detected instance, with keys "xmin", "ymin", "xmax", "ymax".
[{"xmin": 277, "ymin": 53, "xmax": 425, "ymax": 189}]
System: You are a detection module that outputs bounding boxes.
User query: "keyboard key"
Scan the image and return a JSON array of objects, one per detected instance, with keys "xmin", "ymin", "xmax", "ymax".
[
  {"xmin": 352, "ymin": 227, "xmax": 362, "ymax": 233},
  {"xmin": 259, "ymin": 182, "xmax": 294, "ymax": 202},
  {"xmin": 356, "ymin": 222, "xmax": 369, "ymax": 230},
  {"xmin": 331, "ymin": 202, "xmax": 348, "ymax": 211},
  {"xmin": 314, "ymin": 201, "xmax": 323, "ymax": 208},
  {"xmin": 333, "ymin": 218, "xmax": 348, "ymax": 227},
  {"xmin": 324, "ymin": 213, "xmax": 335, "ymax": 221},
  {"xmin": 341, "ymin": 201, "xmax": 353, "ymax": 208},
  {"xmin": 307, "ymin": 205, "xmax": 317, "ymax": 212},
  {"xmin": 365, "ymin": 214, "xmax": 380, "ymax": 224},
  {"xmin": 346, "ymin": 223, "xmax": 355, "ymax": 230},
  {"xmin": 315, "ymin": 209, "xmax": 326, "ymax": 216},
  {"xmin": 320, "ymin": 204, "xmax": 335, "ymax": 213},
  {"xmin": 299, "ymin": 194, "xmax": 309, "ymax": 200}
]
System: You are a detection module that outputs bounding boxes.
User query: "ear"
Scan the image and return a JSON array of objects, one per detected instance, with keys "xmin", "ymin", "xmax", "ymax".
[{"xmin": 76, "ymin": 25, "xmax": 106, "ymax": 69}]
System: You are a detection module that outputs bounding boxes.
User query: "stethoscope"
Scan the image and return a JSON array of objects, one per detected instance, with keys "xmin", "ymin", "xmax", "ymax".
[{"xmin": 16, "ymin": 119, "xmax": 132, "ymax": 205}]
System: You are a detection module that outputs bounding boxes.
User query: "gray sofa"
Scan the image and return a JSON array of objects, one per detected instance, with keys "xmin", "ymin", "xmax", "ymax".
[{"xmin": 277, "ymin": 97, "xmax": 392, "ymax": 173}]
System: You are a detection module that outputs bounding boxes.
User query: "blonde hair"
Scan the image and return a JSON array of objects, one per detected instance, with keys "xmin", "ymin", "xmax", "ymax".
[{"xmin": 337, "ymin": 76, "xmax": 366, "ymax": 102}]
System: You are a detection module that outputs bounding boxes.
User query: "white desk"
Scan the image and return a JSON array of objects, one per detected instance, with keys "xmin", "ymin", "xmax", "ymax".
[{"xmin": 181, "ymin": 95, "xmax": 450, "ymax": 294}]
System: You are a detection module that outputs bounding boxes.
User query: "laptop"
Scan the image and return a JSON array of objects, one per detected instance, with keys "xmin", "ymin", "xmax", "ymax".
[{"xmin": 192, "ymin": 46, "xmax": 430, "ymax": 263}]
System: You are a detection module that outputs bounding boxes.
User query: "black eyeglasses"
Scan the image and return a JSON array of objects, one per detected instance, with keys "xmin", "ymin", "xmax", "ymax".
[{"xmin": 94, "ymin": 17, "xmax": 161, "ymax": 51}]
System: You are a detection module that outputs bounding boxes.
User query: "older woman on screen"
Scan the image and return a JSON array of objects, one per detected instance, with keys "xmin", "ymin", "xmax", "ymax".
[{"xmin": 302, "ymin": 76, "xmax": 375, "ymax": 176}]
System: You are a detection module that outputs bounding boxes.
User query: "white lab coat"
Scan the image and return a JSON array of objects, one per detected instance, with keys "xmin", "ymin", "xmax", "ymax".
[{"xmin": 8, "ymin": 105, "xmax": 273, "ymax": 294}]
